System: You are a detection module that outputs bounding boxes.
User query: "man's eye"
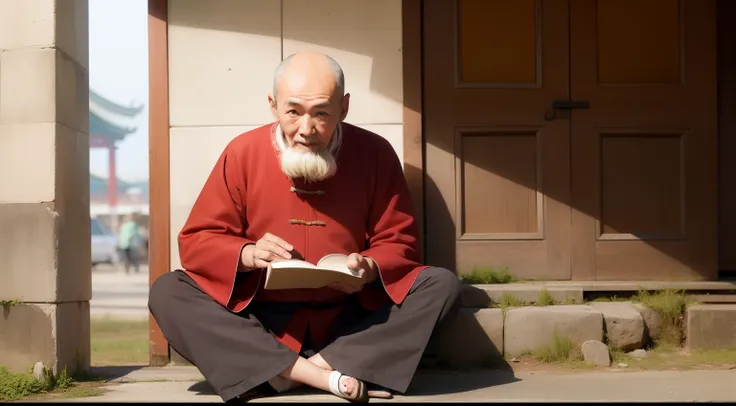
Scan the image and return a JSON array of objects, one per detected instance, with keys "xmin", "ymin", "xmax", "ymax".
[
  {"xmin": 286, "ymin": 110, "xmax": 298, "ymax": 115},
  {"xmin": 316, "ymin": 112, "xmax": 329, "ymax": 117}
]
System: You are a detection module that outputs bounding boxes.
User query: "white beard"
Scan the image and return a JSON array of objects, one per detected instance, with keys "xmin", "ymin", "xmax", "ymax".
[{"xmin": 275, "ymin": 124, "xmax": 341, "ymax": 183}]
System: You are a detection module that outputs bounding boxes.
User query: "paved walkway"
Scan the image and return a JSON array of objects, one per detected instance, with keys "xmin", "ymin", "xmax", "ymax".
[{"xmin": 50, "ymin": 366, "xmax": 736, "ymax": 403}]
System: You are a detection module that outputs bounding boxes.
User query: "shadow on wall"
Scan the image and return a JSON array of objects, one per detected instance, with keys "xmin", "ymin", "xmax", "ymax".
[{"xmin": 168, "ymin": 0, "xmax": 403, "ymax": 105}]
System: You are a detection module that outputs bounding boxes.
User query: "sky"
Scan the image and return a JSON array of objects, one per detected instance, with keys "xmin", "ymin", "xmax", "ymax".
[{"xmin": 89, "ymin": 0, "xmax": 149, "ymax": 182}]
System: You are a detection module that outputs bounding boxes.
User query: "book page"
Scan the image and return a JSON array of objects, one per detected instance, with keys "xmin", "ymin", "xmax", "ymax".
[
  {"xmin": 269, "ymin": 259, "xmax": 317, "ymax": 269},
  {"xmin": 317, "ymin": 254, "xmax": 360, "ymax": 277},
  {"xmin": 263, "ymin": 254, "xmax": 363, "ymax": 290}
]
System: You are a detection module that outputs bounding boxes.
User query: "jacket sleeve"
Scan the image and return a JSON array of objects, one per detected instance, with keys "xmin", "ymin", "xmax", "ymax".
[
  {"xmin": 359, "ymin": 138, "xmax": 428, "ymax": 305},
  {"xmin": 177, "ymin": 145, "xmax": 258, "ymax": 311}
]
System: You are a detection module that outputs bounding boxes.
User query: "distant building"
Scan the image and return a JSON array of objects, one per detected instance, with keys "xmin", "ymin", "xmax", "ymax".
[
  {"xmin": 89, "ymin": 90, "xmax": 147, "ymax": 229},
  {"xmin": 90, "ymin": 174, "xmax": 149, "ymax": 216}
]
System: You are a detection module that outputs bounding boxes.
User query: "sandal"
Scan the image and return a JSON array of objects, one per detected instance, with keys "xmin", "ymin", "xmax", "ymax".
[{"xmin": 328, "ymin": 370, "xmax": 370, "ymax": 403}]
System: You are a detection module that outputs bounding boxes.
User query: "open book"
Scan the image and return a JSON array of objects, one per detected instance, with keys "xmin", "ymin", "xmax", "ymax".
[{"xmin": 264, "ymin": 253, "xmax": 363, "ymax": 290}]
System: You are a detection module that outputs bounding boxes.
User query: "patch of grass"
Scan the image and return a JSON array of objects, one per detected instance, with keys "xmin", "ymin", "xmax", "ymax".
[
  {"xmin": 498, "ymin": 292, "xmax": 526, "ymax": 308},
  {"xmin": 496, "ymin": 292, "xmax": 526, "ymax": 318},
  {"xmin": 23, "ymin": 376, "xmax": 108, "ymax": 401},
  {"xmin": 58, "ymin": 385, "xmax": 105, "ymax": 399},
  {"xmin": 561, "ymin": 296, "xmax": 579, "ymax": 305},
  {"xmin": 535, "ymin": 289, "xmax": 557, "ymax": 306},
  {"xmin": 0, "ymin": 299, "xmax": 22, "ymax": 307},
  {"xmin": 0, "ymin": 366, "xmax": 74, "ymax": 401},
  {"xmin": 91, "ymin": 317, "xmax": 149, "ymax": 366},
  {"xmin": 607, "ymin": 340, "xmax": 628, "ymax": 365},
  {"xmin": 632, "ymin": 289, "xmax": 692, "ymax": 347},
  {"xmin": 532, "ymin": 332, "xmax": 583, "ymax": 364},
  {"xmin": 460, "ymin": 267, "xmax": 517, "ymax": 284},
  {"xmin": 621, "ymin": 346, "xmax": 736, "ymax": 371},
  {"xmin": 590, "ymin": 295, "xmax": 630, "ymax": 303}
]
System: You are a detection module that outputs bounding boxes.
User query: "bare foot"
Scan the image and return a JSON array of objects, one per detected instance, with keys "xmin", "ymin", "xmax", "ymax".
[
  {"xmin": 328, "ymin": 371, "xmax": 368, "ymax": 403},
  {"xmin": 339, "ymin": 375, "xmax": 358, "ymax": 395},
  {"xmin": 268, "ymin": 355, "xmax": 334, "ymax": 393},
  {"xmin": 311, "ymin": 354, "xmax": 392, "ymax": 399}
]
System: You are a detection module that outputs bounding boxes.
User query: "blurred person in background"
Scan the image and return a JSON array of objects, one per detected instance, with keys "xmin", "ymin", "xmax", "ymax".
[{"xmin": 118, "ymin": 212, "xmax": 143, "ymax": 274}]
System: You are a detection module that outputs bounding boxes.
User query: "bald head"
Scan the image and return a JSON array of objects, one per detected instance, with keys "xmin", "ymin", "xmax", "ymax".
[
  {"xmin": 268, "ymin": 51, "xmax": 350, "ymax": 180},
  {"xmin": 272, "ymin": 52, "xmax": 345, "ymax": 103}
]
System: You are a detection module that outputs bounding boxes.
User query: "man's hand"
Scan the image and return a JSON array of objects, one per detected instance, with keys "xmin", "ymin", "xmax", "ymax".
[
  {"xmin": 240, "ymin": 233, "xmax": 293, "ymax": 270},
  {"xmin": 327, "ymin": 253, "xmax": 378, "ymax": 294}
]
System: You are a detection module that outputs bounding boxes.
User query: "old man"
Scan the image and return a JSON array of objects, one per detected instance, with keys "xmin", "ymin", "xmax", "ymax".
[{"xmin": 148, "ymin": 51, "xmax": 461, "ymax": 403}]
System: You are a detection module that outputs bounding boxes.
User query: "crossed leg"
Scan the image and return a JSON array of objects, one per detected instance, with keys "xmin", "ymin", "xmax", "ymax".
[
  {"xmin": 148, "ymin": 267, "xmax": 460, "ymax": 402},
  {"xmin": 148, "ymin": 271, "xmax": 378, "ymax": 402},
  {"xmin": 269, "ymin": 267, "xmax": 462, "ymax": 397}
]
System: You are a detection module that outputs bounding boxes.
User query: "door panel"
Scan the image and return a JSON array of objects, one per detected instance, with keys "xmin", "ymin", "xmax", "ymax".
[
  {"xmin": 423, "ymin": 0, "xmax": 572, "ymax": 279},
  {"xmin": 569, "ymin": 0, "xmax": 718, "ymax": 279}
]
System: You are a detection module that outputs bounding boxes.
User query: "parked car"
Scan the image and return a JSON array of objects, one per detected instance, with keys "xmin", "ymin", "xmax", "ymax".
[{"xmin": 91, "ymin": 217, "xmax": 118, "ymax": 267}]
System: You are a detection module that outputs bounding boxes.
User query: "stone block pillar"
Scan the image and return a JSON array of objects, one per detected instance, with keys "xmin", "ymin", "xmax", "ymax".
[{"xmin": 0, "ymin": 0, "xmax": 91, "ymax": 374}]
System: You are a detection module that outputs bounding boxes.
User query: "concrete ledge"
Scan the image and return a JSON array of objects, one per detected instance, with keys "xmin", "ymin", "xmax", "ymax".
[
  {"xmin": 462, "ymin": 284, "xmax": 583, "ymax": 307},
  {"xmin": 438, "ymin": 308, "xmax": 504, "ymax": 366},
  {"xmin": 504, "ymin": 305, "xmax": 603, "ymax": 357},
  {"xmin": 539, "ymin": 280, "xmax": 736, "ymax": 292},
  {"xmin": 685, "ymin": 304, "xmax": 736, "ymax": 350},
  {"xmin": 689, "ymin": 294, "xmax": 736, "ymax": 304}
]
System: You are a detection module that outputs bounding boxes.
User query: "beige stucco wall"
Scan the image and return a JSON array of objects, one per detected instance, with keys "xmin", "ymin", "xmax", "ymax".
[{"xmin": 167, "ymin": 0, "xmax": 404, "ymax": 269}]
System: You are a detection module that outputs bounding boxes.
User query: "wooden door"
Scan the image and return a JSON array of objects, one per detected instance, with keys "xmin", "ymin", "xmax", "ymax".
[
  {"xmin": 423, "ymin": 0, "xmax": 572, "ymax": 279},
  {"xmin": 569, "ymin": 0, "xmax": 718, "ymax": 280}
]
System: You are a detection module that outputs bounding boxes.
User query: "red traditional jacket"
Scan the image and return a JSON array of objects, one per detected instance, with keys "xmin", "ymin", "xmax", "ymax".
[{"xmin": 177, "ymin": 122, "xmax": 428, "ymax": 353}]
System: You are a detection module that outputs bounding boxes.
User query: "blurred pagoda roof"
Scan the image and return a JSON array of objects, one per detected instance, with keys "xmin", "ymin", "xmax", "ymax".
[
  {"xmin": 89, "ymin": 89, "xmax": 144, "ymax": 144},
  {"xmin": 90, "ymin": 173, "xmax": 148, "ymax": 196}
]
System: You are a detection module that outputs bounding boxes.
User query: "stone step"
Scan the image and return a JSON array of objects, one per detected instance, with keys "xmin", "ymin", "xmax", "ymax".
[
  {"xmin": 461, "ymin": 284, "xmax": 584, "ymax": 307},
  {"xmin": 461, "ymin": 282, "xmax": 736, "ymax": 308},
  {"xmin": 435, "ymin": 308, "xmax": 503, "ymax": 367},
  {"xmin": 503, "ymin": 305, "xmax": 604, "ymax": 357},
  {"xmin": 538, "ymin": 280, "xmax": 736, "ymax": 293},
  {"xmin": 685, "ymin": 304, "xmax": 736, "ymax": 350},
  {"xmin": 436, "ymin": 301, "xmax": 736, "ymax": 367},
  {"xmin": 689, "ymin": 294, "xmax": 736, "ymax": 304}
]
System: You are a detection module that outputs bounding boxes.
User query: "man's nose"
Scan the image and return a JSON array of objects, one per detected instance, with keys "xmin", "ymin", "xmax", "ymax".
[{"xmin": 297, "ymin": 115, "xmax": 314, "ymax": 136}]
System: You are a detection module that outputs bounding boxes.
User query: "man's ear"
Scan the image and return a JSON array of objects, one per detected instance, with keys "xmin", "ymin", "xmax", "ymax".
[
  {"xmin": 339, "ymin": 93, "xmax": 351, "ymax": 121},
  {"xmin": 268, "ymin": 94, "xmax": 278, "ymax": 119}
]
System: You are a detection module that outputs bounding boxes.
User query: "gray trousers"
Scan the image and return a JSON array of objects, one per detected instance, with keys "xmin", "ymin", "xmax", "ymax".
[{"xmin": 148, "ymin": 267, "xmax": 461, "ymax": 402}]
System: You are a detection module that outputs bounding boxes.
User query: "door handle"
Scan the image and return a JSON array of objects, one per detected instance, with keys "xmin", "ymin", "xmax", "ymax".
[{"xmin": 545, "ymin": 100, "xmax": 590, "ymax": 120}]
